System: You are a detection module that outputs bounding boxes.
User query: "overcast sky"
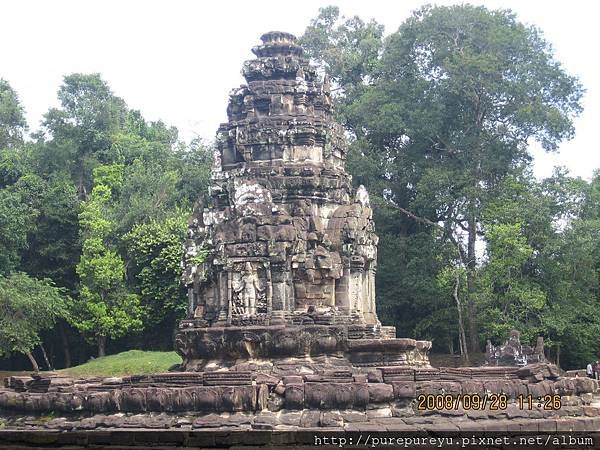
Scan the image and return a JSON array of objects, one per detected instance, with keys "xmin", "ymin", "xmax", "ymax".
[{"xmin": 2, "ymin": 0, "xmax": 598, "ymax": 179}]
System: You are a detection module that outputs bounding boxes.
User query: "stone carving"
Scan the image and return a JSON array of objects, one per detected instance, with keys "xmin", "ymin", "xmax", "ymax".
[
  {"xmin": 231, "ymin": 262, "xmax": 266, "ymax": 316},
  {"xmin": 486, "ymin": 330, "xmax": 547, "ymax": 366},
  {"xmin": 175, "ymin": 31, "xmax": 430, "ymax": 370}
]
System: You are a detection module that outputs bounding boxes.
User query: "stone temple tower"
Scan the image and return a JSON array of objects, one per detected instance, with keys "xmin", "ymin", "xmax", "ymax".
[{"xmin": 176, "ymin": 32, "xmax": 431, "ymax": 370}]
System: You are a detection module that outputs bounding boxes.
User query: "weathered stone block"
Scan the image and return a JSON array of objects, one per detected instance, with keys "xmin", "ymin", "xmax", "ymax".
[
  {"xmin": 367, "ymin": 383, "xmax": 394, "ymax": 403},
  {"xmin": 255, "ymin": 373, "xmax": 280, "ymax": 386},
  {"xmin": 340, "ymin": 410, "xmax": 367, "ymax": 423},
  {"xmin": 86, "ymin": 392, "xmax": 115, "ymax": 413},
  {"xmin": 267, "ymin": 392, "xmax": 284, "ymax": 411},
  {"xmin": 304, "ymin": 382, "xmax": 368, "ymax": 410},
  {"xmin": 321, "ymin": 411, "xmax": 344, "ymax": 427},
  {"xmin": 438, "ymin": 381, "xmax": 461, "ymax": 395},
  {"xmin": 121, "ymin": 388, "xmax": 147, "ymax": 412},
  {"xmin": 256, "ymin": 384, "xmax": 269, "ymax": 410},
  {"xmin": 554, "ymin": 378, "xmax": 575, "ymax": 396},
  {"xmin": 221, "ymin": 386, "xmax": 257, "ymax": 411},
  {"xmin": 194, "ymin": 387, "xmax": 222, "ymax": 411},
  {"xmin": 460, "ymin": 380, "xmax": 485, "ymax": 396},
  {"xmin": 366, "ymin": 407, "xmax": 392, "ymax": 419},
  {"xmin": 145, "ymin": 387, "xmax": 172, "ymax": 411},
  {"xmin": 300, "ymin": 410, "xmax": 321, "ymax": 428},
  {"xmin": 274, "ymin": 382, "xmax": 286, "ymax": 396},
  {"xmin": 256, "ymin": 224, "xmax": 296, "ymax": 242},
  {"xmin": 279, "ymin": 410, "xmax": 302, "ymax": 426},
  {"xmin": 392, "ymin": 381, "xmax": 416, "ymax": 399},
  {"xmin": 416, "ymin": 381, "xmax": 444, "ymax": 396},
  {"xmin": 193, "ymin": 413, "xmax": 225, "ymax": 428},
  {"xmin": 574, "ymin": 377, "xmax": 596, "ymax": 394},
  {"xmin": 284, "ymin": 383, "xmax": 304, "ymax": 410},
  {"xmin": 282, "ymin": 375, "xmax": 303, "ymax": 385},
  {"xmin": 367, "ymin": 369, "xmax": 383, "ymax": 383},
  {"xmin": 528, "ymin": 382, "xmax": 547, "ymax": 398}
]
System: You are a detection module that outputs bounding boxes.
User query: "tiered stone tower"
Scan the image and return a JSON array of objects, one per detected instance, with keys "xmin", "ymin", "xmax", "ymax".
[{"xmin": 176, "ymin": 32, "xmax": 431, "ymax": 370}]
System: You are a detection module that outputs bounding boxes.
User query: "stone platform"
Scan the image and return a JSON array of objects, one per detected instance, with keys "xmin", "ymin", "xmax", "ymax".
[
  {"xmin": 2, "ymin": 421, "xmax": 600, "ymax": 449},
  {"xmin": 1, "ymin": 364, "xmax": 597, "ymax": 420},
  {"xmin": 2, "ymin": 363, "xmax": 599, "ymax": 448},
  {"xmin": 176, "ymin": 322, "xmax": 431, "ymax": 371}
]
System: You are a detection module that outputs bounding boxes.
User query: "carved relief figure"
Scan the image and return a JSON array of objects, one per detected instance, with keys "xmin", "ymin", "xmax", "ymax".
[{"xmin": 232, "ymin": 262, "xmax": 266, "ymax": 316}]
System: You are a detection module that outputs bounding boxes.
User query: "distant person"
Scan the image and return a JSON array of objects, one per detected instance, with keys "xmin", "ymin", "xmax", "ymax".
[
  {"xmin": 594, "ymin": 361, "xmax": 600, "ymax": 380},
  {"xmin": 587, "ymin": 362, "xmax": 594, "ymax": 378}
]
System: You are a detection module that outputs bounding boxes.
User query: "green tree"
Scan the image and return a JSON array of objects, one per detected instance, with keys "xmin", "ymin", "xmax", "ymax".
[
  {"xmin": 18, "ymin": 176, "xmax": 81, "ymax": 290},
  {"xmin": 124, "ymin": 213, "xmax": 188, "ymax": 347},
  {"xmin": 40, "ymin": 73, "xmax": 127, "ymax": 198},
  {"xmin": 0, "ymin": 272, "xmax": 69, "ymax": 371},
  {"xmin": 0, "ymin": 79, "xmax": 27, "ymax": 149},
  {"xmin": 299, "ymin": 6, "xmax": 384, "ymax": 121},
  {"xmin": 477, "ymin": 222, "xmax": 546, "ymax": 342},
  {"xmin": 0, "ymin": 74, "xmax": 214, "ymax": 367},
  {"xmin": 0, "ymin": 187, "xmax": 37, "ymax": 274},
  {"xmin": 73, "ymin": 164, "xmax": 143, "ymax": 356},
  {"xmin": 476, "ymin": 169, "xmax": 600, "ymax": 368},
  {"xmin": 540, "ymin": 170, "xmax": 600, "ymax": 367},
  {"xmin": 304, "ymin": 4, "xmax": 584, "ymax": 352}
]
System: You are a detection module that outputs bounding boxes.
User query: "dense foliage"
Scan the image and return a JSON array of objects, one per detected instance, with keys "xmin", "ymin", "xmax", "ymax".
[
  {"xmin": 0, "ymin": 273, "xmax": 68, "ymax": 371},
  {"xmin": 0, "ymin": 5, "xmax": 597, "ymax": 370},
  {"xmin": 0, "ymin": 73, "xmax": 212, "ymax": 370},
  {"xmin": 301, "ymin": 5, "xmax": 596, "ymax": 367}
]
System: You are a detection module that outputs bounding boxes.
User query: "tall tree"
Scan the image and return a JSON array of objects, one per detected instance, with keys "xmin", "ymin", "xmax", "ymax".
[
  {"xmin": 0, "ymin": 73, "xmax": 215, "ymax": 368},
  {"xmin": 124, "ymin": 213, "xmax": 189, "ymax": 348},
  {"xmin": 0, "ymin": 79, "xmax": 27, "ymax": 149},
  {"xmin": 40, "ymin": 73, "xmax": 127, "ymax": 198},
  {"xmin": 0, "ymin": 186, "xmax": 37, "ymax": 274},
  {"xmin": 303, "ymin": 5, "xmax": 584, "ymax": 352},
  {"xmin": 543, "ymin": 170, "xmax": 600, "ymax": 367},
  {"xmin": 73, "ymin": 164, "xmax": 143, "ymax": 356},
  {"xmin": 299, "ymin": 6, "xmax": 384, "ymax": 121}
]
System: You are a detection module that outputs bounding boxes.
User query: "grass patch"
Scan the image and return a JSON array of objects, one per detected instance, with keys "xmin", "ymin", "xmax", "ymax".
[{"xmin": 60, "ymin": 350, "xmax": 181, "ymax": 377}]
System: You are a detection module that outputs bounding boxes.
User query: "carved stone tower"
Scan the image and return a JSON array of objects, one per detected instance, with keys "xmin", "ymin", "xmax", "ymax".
[{"xmin": 176, "ymin": 32, "xmax": 431, "ymax": 370}]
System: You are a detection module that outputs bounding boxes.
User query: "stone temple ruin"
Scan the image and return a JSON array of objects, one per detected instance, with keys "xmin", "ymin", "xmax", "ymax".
[
  {"xmin": 175, "ymin": 30, "xmax": 431, "ymax": 371},
  {"xmin": 1, "ymin": 33, "xmax": 599, "ymax": 444},
  {"xmin": 486, "ymin": 330, "xmax": 547, "ymax": 367}
]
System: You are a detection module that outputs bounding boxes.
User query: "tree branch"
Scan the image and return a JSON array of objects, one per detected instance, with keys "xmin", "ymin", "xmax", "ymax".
[{"xmin": 391, "ymin": 204, "xmax": 467, "ymax": 264}]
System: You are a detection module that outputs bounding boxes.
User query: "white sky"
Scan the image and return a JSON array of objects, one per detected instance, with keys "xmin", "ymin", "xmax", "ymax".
[{"xmin": 1, "ymin": 0, "xmax": 598, "ymax": 179}]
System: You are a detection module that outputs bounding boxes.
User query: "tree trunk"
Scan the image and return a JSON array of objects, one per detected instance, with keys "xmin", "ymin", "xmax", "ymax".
[
  {"xmin": 466, "ymin": 211, "xmax": 480, "ymax": 352},
  {"xmin": 556, "ymin": 343, "xmax": 561, "ymax": 368},
  {"xmin": 78, "ymin": 340, "xmax": 87, "ymax": 365},
  {"xmin": 453, "ymin": 271, "xmax": 469, "ymax": 364},
  {"xmin": 40, "ymin": 344, "xmax": 53, "ymax": 371},
  {"xmin": 26, "ymin": 351, "xmax": 40, "ymax": 372},
  {"xmin": 97, "ymin": 335, "xmax": 107, "ymax": 357},
  {"xmin": 59, "ymin": 322, "xmax": 72, "ymax": 368}
]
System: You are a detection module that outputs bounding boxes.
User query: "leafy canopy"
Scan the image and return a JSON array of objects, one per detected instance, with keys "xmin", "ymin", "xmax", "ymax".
[{"xmin": 0, "ymin": 272, "xmax": 69, "ymax": 357}]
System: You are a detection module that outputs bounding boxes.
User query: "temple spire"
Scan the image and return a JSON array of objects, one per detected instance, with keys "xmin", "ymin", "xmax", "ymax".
[
  {"xmin": 251, "ymin": 31, "xmax": 304, "ymax": 58},
  {"xmin": 177, "ymin": 32, "xmax": 432, "ymax": 371}
]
